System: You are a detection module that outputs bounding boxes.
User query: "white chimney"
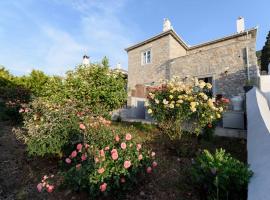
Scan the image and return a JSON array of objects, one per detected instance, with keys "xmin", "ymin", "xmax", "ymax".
[
  {"xmin": 163, "ymin": 18, "xmax": 173, "ymax": 32},
  {"xmin": 116, "ymin": 63, "xmax": 121, "ymax": 69},
  {"xmin": 236, "ymin": 17, "xmax": 245, "ymax": 33},
  {"xmin": 82, "ymin": 55, "xmax": 90, "ymax": 65}
]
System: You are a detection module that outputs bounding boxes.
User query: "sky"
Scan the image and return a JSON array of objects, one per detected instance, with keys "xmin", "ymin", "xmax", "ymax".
[{"xmin": 0, "ymin": 0, "xmax": 269, "ymax": 76}]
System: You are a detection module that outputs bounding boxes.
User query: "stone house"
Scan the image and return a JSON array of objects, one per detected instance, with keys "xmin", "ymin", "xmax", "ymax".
[{"xmin": 125, "ymin": 18, "xmax": 258, "ymax": 118}]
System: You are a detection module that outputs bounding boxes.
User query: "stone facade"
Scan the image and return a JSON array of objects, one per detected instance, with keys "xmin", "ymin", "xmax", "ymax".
[{"xmin": 126, "ymin": 27, "xmax": 258, "ymax": 106}]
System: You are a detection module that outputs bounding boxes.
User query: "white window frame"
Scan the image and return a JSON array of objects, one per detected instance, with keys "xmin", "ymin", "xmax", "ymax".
[{"xmin": 141, "ymin": 49, "xmax": 152, "ymax": 65}]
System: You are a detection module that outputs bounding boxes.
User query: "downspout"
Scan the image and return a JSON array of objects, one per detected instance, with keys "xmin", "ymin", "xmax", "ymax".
[{"xmin": 246, "ymin": 31, "xmax": 250, "ymax": 81}]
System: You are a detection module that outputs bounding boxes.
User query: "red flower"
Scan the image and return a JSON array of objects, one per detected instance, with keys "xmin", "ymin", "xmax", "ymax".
[
  {"xmin": 146, "ymin": 167, "xmax": 152, "ymax": 173},
  {"xmin": 152, "ymin": 161, "xmax": 158, "ymax": 168},
  {"xmin": 46, "ymin": 185, "xmax": 54, "ymax": 193},
  {"xmin": 100, "ymin": 183, "xmax": 107, "ymax": 192},
  {"xmin": 121, "ymin": 142, "xmax": 127, "ymax": 150},
  {"xmin": 71, "ymin": 150, "xmax": 77, "ymax": 158},
  {"xmin": 65, "ymin": 158, "xmax": 71, "ymax": 164},
  {"xmin": 125, "ymin": 133, "xmax": 132, "ymax": 141},
  {"xmin": 124, "ymin": 161, "xmax": 131, "ymax": 169},
  {"xmin": 77, "ymin": 143, "xmax": 83, "ymax": 151},
  {"xmin": 115, "ymin": 135, "xmax": 120, "ymax": 142},
  {"xmin": 81, "ymin": 154, "xmax": 87, "ymax": 161},
  {"xmin": 79, "ymin": 123, "xmax": 86, "ymax": 130},
  {"xmin": 37, "ymin": 183, "xmax": 43, "ymax": 192},
  {"xmin": 208, "ymin": 124, "xmax": 212, "ymax": 128}
]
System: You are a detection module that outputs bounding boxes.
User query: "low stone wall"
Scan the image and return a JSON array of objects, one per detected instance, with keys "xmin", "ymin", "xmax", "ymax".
[{"xmin": 247, "ymin": 88, "xmax": 270, "ymax": 200}]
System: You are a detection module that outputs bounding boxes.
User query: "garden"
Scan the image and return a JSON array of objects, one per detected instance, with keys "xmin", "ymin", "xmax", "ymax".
[{"xmin": 0, "ymin": 59, "xmax": 252, "ymax": 200}]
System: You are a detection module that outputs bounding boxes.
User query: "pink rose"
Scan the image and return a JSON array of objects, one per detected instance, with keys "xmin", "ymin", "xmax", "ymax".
[
  {"xmin": 124, "ymin": 160, "xmax": 131, "ymax": 169},
  {"xmin": 100, "ymin": 149, "xmax": 105, "ymax": 157},
  {"xmin": 76, "ymin": 164, "xmax": 81, "ymax": 170},
  {"xmin": 100, "ymin": 183, "xmax": 107, "ymax": 192},
  {"xmin": 98, "ymin": 167, "xmax": 105, "ymax": 174},
  {"xmin": 71, "ymin": 150, "xmax": 77, "ymax": 158},
  {"xmin": 104, "ymin": 146, "xmax": 110, "ymax": 151},
  {"xmin": 121, "ymin": 142, "xmax": 127, "ymax": 150},
  {"xmin": 85, "ymin": 144, "xmax": 90, "ymax": 149},
  {"xmin": 94, "ymin": 157, "xmax": 99, "ymax": 163},
  {"xmin": 138, "ymin": 154, "xmax": 143, "ymax": 160},
  {"xmin": 151, "ymin": 152, "xmax": 156, "ymax": 157},
  {"xmin": 146, "ymin": 167, "xmax": 152, "ymax": 174},
  {"xmin": 81, "ymin": 154, "xmax": 87, "ymax": 161},
  {"xmin": 79, "ymin": 123, "xmax": 86, "ymax": 130},
  {"xmin": 65, "ymin": 158, "xmax": 71, "ymax": 164},
  {"xmin": 115, "ymin": 135, "xmax": 120, "ymax": 142},
  {"xmin": 152, "ymin": 161, "xmax": 158, "ymax": 168},
  {"xmin": 120, "ymin": 177, "xmax": 126, "ymax": 183},
  {"xmin": 37, "ymin": 183, "xmax": 43, "ymax": 192},
  {"xmin": 111, "ymin": 152, "xmax": 118, "ymax": 160},
  {"xmin": 43, "ymin": 175, "xmax": 48, "ymax": 180},
  {"xmin": 19, "ymin": 108, "xmax": 24, "ymax": 113},
  {"xmin": 125, "ymin": 133, "xmax": 132, "ymax": 141},
  {"xmin": 137, "ymin": 144, "xmax": 142, "ymax": 151},
  {"xmin": 46, "ymin": 185, "xmax": 54, "ymax": 193},
  {"xmin": 77, "ymin": 143, "xmax": 83, "ymax": 151}
]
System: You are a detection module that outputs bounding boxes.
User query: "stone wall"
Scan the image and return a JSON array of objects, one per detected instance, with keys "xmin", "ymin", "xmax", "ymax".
[
  {"xmin": 168, "ymin": 33, "xmax": 258, "ymax": 97},
  {"xmin": 169, "ymin": 35, "xmax": 187, "ymax": 59},
  {"xmin": 127, "ymin": 35, "xmax": 171, "ymax": 97}
]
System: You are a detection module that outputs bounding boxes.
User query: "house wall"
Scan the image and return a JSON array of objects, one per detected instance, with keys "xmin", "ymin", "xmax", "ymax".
[
  {"xmin": 169, "ymin": 35, "xmax": 187, "ymax": 59},
  {"xmin": 127, "ymin": 35, "xmax": 171, "ymax": 97},
  {"xmin": 168, "ymin": 33, "xmax": 258, "ymax": 97},
  {"xmin": 127, "ymin": 31, "xmax": 258, "ymax": 103}
]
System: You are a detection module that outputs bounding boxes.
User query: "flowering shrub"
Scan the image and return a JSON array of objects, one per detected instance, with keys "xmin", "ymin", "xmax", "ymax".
[
  {"xmin": 191, "ymin": 149, "xmax": 253, "ymax": 200},
  {"xmin": 14, "ymin": 98, "xmax": 89, "ymax": 156},
  {"xmin": 146, "ymin": 77, "xmax": 229, "ymax": 139},
  {"xmin": 62, "ymin": 125, "xmax": 157, "ymax": 197}
]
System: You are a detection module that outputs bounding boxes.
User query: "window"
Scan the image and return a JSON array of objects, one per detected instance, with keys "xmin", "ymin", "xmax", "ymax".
[
  {"xmin": 198, "ymin": 76, "xmax": 214, "ymax": 97},
  {"xmin": 142, "ymin": 49, "xmax": 151, "ymax": 65}
]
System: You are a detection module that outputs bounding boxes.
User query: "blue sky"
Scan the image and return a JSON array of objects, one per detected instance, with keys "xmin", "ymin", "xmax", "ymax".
[{"xmin": 0, "ymin": 0, "xmax": 269, "ymax": 75}]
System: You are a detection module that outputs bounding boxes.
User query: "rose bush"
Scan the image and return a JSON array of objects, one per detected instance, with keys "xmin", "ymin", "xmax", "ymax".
[
  {"xmin": 61, "ymin": 120, "xmax": 157, "ymax": 197},
  {"xmin": 146, "ymin": 77, "xmax": 228, "ymax": 139}
]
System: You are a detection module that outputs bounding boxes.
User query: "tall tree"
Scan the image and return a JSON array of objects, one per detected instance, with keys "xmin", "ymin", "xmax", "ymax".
[{"xmin": 261, "ymin": 31, "xmax": 270, "ymax": 72}]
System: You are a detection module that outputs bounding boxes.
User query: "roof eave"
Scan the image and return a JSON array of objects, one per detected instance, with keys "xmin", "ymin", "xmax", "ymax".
[{"xmin": 125, "ymin": 30, "xmax": 188, "ymax": 52}]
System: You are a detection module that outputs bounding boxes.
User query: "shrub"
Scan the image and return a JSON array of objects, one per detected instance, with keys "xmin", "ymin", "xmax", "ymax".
[
  {"xmin": 191, "ymin": 148, "xmax": 253, "ymax": 200},
  {"xmin": 0, "ymin": 67, "xmax": 31, "ymax": 122},
  {"xmin": 146, "ymin": 77, "xmax": 228, "ymax": 139},
  {"xmin": 14, "ymin": 98, "xmax": 87, "ymax": 156},
  {"xmin": 62, "ymin": 122, "xmax": 157, "ymax": 197}
]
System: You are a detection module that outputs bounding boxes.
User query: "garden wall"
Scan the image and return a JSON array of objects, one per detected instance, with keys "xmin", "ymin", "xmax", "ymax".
[{"xmin": 247, "ymin": 87, "xmax": 270, "ymax": 200}]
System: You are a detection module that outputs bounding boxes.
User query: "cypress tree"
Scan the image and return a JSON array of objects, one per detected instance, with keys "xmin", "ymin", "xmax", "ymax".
[{"xmin": 261, "ymin": 31, "xmax": 270, "ymax": 72}]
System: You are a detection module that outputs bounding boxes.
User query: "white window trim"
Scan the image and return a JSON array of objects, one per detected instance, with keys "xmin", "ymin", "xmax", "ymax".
[{"xmin": 141, "ymin": 49, "xmax": 152, "ymax": 66}]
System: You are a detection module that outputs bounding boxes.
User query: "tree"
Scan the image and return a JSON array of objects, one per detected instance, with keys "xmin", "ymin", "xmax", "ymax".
[
  {"xmin": 101, "ymin": 56, "xmax": 109, "ymax": 68},
  {"xmin": 261, "ymin": 31, "xmax": 270, "ymax": 72}
]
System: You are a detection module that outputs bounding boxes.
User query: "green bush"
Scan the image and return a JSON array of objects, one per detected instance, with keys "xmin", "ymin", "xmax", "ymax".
[
  {"xmin": 15, "ymin": 59, "xmax": 127, "ymax": 156},
  {"xmin": 191, "ymin": 148, "xmax": 253, "ymax": 200},
  {"xmin": 14, "ymin": 98, "xmax": 85, "ymax": 156}
]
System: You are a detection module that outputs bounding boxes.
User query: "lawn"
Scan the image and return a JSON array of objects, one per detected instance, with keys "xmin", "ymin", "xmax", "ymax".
[{"xmin": 0, "ymin": 121, "xmax": 247, "ymax": 200}]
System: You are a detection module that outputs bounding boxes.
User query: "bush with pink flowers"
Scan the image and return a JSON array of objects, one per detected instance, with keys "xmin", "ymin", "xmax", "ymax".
[{"xmin": 62, "ymin": 126, "xmax": 157, "ymax": 197}]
